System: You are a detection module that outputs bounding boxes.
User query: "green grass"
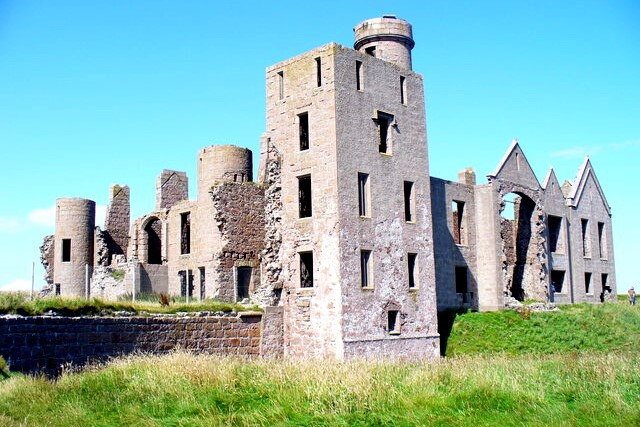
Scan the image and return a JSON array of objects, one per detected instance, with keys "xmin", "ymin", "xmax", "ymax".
[
  {"xmin": 445, "ymin": 302, "xmax": 640, "ymax": 356},
  {"xmin": 0, "ymin": 292, "xmax": 257, "ymax": 316},
  {"xmin": 0, "ymin": 352, "xmax": 638, "ymax": 426}
]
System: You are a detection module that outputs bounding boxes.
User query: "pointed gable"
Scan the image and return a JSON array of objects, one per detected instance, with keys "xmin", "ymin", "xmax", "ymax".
[
  {"xmin": 487, "ymin": 140, "xmax": 541, "ymax": 191},
  {"xmin": 567, "ymin": 157, "xmax": 611, "ymax": 215},
  {"xmin": 542, "ymin": 167, "xmax": 567, "ymax": 215}
]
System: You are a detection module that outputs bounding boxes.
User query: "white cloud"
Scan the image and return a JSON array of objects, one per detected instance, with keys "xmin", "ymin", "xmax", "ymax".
[
  {"xmin": 0, "ymin": 278, "xmax": 32, "ymax": 292},
  {"xmin": 96, "ymin": 205, "xmax": 106, "ymax": 229},
  {"xmin": 0, "ymin": 217, "xmax": 24, "ymax": 233},
  {"xmin": 28, "ymin": 206, "xmax": 56, "ymax": 227}
]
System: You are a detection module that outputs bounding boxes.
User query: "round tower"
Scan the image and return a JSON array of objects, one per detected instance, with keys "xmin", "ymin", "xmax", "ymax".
[
  {"xmin": 53, "ymin": 198, "xmax": 95, "ymax": 297},
  {"xmin": 197, "ymin": 145, "xmax": 253, "ymax": 200},
  {"xmin": 353, "ymin": 15, "xmax": 415, "ymax": 70}
]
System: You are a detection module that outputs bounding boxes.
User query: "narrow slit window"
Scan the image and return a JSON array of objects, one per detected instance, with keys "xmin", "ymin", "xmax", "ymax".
[
  {"xmin": 236, "ymin": 266, "xmax": 252, "ymax": 300},
  {"xmin": 358, "ymin": 172, "xmax": 370, "ymax": 217},
  {"xmin": 298, "ymin": 112, "xmax": 309, "ymax": 151},
  {"xmin": 408, "ymin": 253, "xmax": 417, "ymax": 289},
  {"xmin": 180, "ymin": 212, "xmax": 191, "ymax": 255},
  {"xmin": 597, "ymin": 222, "xmax": 606, "ymax": 258},
  {"xmin": 581, "ymin": 219, "xmax": 590, "ymax": 257},
  {"xmin": 551, "ymin": 270, "xmax": 565, "ymax": 293},
  {"xmin": 452, "ymin": 200, "xmax": 466, "ymax": 245},
  {"xmin": 400, "ymin": 76, "xmax": 406, "ymax": 104},
  {"xmin": 299, "ymin": 251, "xmax": 313, "ymax": 288},
  {"xmin": 199, "ymin": 267, "xmax": 206, "ymax": 300},
  {"xmin": 547, "ymin": 215, "xmax": 562, "ymax": 253},
  {"xmin": 356, "ymin": 60, "xmax": 363, "ymax": 90},
  {"xmin": 315, "ymin": 57, "xmax": 321, "ymax": 87},
  {"xmin": 601, "ymin": 273, "xmax": 609, "ymax": 293},
  {"xmin": 298, "ymin": 175, "xmax": 312, "ymax": 218},
  {"xmin": 387, "ymin": 310, "xmax": 400, "ymax": 334},
  {"xmin": 277, "ymin": 71, "xmax": 284, "ymax": 100},
  {"xmin": 376, "ymin": 112, "xmax": 393, "ymax": 154},
  {"xmin": 404, "ymin": 181, "xmax": 415, "ymax": 222},
  {"xmin": 360, "ymin": 250, "xmax": 372, "ymax": 288},
  {"xmin": 585, "ymin": 272, "xmax": 592, "ymax": 294},
  {"xmin": 55, "ymin": 283, "xmax": 61, "ymax": 296},
  {"xmin": 61, "ymin": 238, "xmax": 71, "ymax": 262},
  {"xmin": 456, "ymin": 266, "xmax": 470, "ymax": 304}
]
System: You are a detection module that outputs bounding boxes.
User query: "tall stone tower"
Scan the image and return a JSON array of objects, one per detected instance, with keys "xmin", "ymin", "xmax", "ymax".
[{"xmin": 262, "ymin": 16, "xmax": 439, "ymax": 359}]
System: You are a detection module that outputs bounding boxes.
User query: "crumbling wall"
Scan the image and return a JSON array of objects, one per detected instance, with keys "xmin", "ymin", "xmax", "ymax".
[
  {"xmin": 104, "ymin": 185, "xmax": 130, "ymax": 259},
  {"xmin": 210, "ymin": 182, "xmax": 266, "ymax": 303},
  {"xmin": 39, "ymin": 235, "xmax": 55, "ymax": 296},
  {"xmin": 94, "ymin": 228, "xmax": 110, "ymax": 267}
]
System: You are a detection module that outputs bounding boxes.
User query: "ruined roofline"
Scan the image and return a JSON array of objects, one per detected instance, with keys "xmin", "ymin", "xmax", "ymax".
[
  {"xmin": 541, "ymin": 167, "xmax": 557, "ymax": 190},
  {"xmin": 486, "ymin": 139, "xmax": 543, "ymax": 189},
  {"xmin": 566, "ymin": 156, "xmax": 612, "ymax": 214}
]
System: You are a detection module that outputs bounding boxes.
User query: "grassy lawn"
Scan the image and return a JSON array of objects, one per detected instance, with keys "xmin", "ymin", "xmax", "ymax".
[{"xmin": 0, "ymin": 292, "xmax": 256, "ymax": 316}]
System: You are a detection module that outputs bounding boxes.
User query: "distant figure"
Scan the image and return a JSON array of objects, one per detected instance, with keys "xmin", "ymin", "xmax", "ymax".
[{"xmin": 628, "ymin": 287, "xmax": 636, "ymax": 305}]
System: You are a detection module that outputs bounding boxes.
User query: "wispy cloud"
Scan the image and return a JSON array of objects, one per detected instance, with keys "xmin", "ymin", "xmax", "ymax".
[
  {"xmin": 0, "ymin": 204, "xmax": 106, "ymax": 234},
  {"xmin": 28, "ymin": 206, "xmax": 56, "ymax": 227},
  {"xmin": 550, "ymin": 139, "xmax": 640, "ymax": 159},
  {"xmin": 0, "ymin": 217, "xmax": 24, "ymax": 233},
  {"xmin": 0, "ymin": 278, "xmax": 32, "ymax": 292}
]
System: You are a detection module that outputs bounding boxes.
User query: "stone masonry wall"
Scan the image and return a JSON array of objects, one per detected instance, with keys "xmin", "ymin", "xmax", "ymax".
[
  {"xmin": 156, "ymin": 170, "xmax": 188, "ymax": 211},
  {"xmin": 104, "ymin": 184, "xmax": 130, "ymax": 259},
  {"xmin": 0, "ymin": 313, "xmax": 262, "ymax": 376}
]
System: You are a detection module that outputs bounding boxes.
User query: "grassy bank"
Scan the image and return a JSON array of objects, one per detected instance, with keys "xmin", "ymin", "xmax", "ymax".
[
  {"xmin": 0, "ymin": 292, "xmax": 254, "ymax": 316},
  {"xmin": 0, "ymin": 352, "xmax": 638, "ymax": 426},
  {"xmin": 445, "ymin": 302, "xmax": 640, "ymax": 356}
]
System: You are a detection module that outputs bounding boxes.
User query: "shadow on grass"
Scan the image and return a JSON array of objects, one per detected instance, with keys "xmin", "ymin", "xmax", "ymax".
[{"xmin": 437, "ymin": 309, "xmax": 468, "ymax": 357}]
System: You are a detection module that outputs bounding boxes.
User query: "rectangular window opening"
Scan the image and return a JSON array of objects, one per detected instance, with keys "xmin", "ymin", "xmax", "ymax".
[
  {"xmin": 237, "ymin": 266, "xmax": 252, "ymax": 300},
  {"xmin": 180, "ymin": 212, "xmax": 191, "ymax": 255},
  {"xmin": 298, "ymin": 112, "xmax": 309, "ymax": 151},
  {"xmin": 601, "ymin": 273, "xmax": 609, "ymax": 293},
  {"xmin": 315, "ymin": 57, "xmax": 321, "ymax": 87},
  {"xmin": 585, "ymin": 272, "xmax": 592, "ymax": 294},
  {"xmin": 452, "ymin": 200, "xmax": 466, "ymax": 245},
  {"xmin": 360, "ymin": 250, "xmax": 372, "ymax": 288},
  {"xmin": 61, "ymin": 238, "xmax": 71, "ymax": 262},
  {"xmin": 408, "ymin": 253, "xmax": 418, "ymax": 289},
  {"xmin": 55, "ymin": 283, "xmax": 61, "ymax": 296},
  {"xmin": 277, "ymin": 71, "xmax": 284, "ymax": 100},
  {"xmin": 377, "ymin": 112, "xmax": 393, "ymax": 154},
  {"xmin": 298, "ymin": 175, "xmax": 312, "ymax": 218},
  {"xmin": 455, "ymin": 266, "xmax": 470, "ymax": 304},
  {"xmin": 299, "ymin": 251, "xmax": 313, "ymax": 288},
  {"xmin": 548, "ymin": 215, "xmax": 562, "ymax": 253},
  {"xmin": 581, "ymin": 218, "xmax": 590, "ymax": 257},
  {"xmin": 388, "ymin": 310, "xmax": 400, "ymax": 334},
  {"xmin": 597, "ymin": 222, "xmax": 606, "ymax": 259},
  {"xmin": 355, "ymin": 60, "xmax": 363, "ymax": 90},
  {"xmin": 358, "ymin": 173, "xmax": 370, "ymax": 217},
  {"xmin": 404, "ymin": 181, "xmax": 415, "ymax": 222},
  {"xmin": 199, "ymin": 267, "xmax": 206, "ymax": 301},
  {"xmin": 400, "ymin": 76, "xmax": 406, "ymax": 104},
  {"xmin": 551, "ymin": 270, "xmax": 565, "ymax": 293}
]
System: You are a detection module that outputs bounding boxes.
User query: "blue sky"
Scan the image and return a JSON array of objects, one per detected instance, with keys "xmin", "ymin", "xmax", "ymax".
[{"xmin": 1, "ymin": 1, "xmax": 638, "ymax": 293}]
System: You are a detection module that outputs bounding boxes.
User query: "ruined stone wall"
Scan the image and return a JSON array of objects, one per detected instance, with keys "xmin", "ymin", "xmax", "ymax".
[
  {"xmin": 0, "ymin": 313, "xmax": 262, "ymax": 376},
  {"xmin": 104, "ymin": 185, "xmax": 130, "ymax": 259},
  {"xmin": 210, "ymin": 182, "xmax": 265, "ymax": 302},
  {"xmin": 40, "ymin": 235, "xmax": 54, "ymax": 286},
  {"xmin": 156, "ymin": 170, "xmax": 188, "ymax": 211}
]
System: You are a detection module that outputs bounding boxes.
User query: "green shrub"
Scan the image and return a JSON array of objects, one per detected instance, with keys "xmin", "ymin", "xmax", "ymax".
[{"xmin": 110, "ymin": 269, "xmax": 125, "ymax": 281}]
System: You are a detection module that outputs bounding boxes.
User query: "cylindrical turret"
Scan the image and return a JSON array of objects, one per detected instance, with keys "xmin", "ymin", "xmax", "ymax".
[
  {"xmin": 53, "ymin": 198, "xmax": 95, "ymax": 297},
  {"xmin": 197, "ymin": 145, "xmax": 253, "ymax": 200},
  {"xmin": 354, "ymin": 15, "xmax": 415, "ymax": 70}
]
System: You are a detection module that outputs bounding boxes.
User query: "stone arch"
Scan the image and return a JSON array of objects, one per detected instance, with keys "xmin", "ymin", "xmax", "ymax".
[{"xmin": 142, "ymin": 216, "xmax": 163, "ymax": 265}]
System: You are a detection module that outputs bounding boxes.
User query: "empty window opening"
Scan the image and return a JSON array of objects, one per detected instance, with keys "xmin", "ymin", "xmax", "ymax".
[
  {"xmin": 597, "ymin": 222, "xmax": 606, "ymax": 258},
  {"xmin": 581, "ymin": 218, "xmax": 591, "ymax": 257},
  {"xmin": 600, "ymin": 274, "xmax": 610, "ymax": 302},
  {"xmin": 365, "ymin": 46, "xmax": 376, "ymax": 57},
  {"xmin": 515, "ymin": 152, "xmax": 521, "ymax": 171},
  {"xmin": 455, "ymin": 266, "xmax": 471, "ymax": 304},
  {"xmin": 547, "ymin": 215, "xmax": 562, "ymax": 253},
  {"xmin": 551, "ymin": 270, "xmax": 565, "ymax": 293},
  {"xmin": 237, "ymin": 266, "xmax": 252, "ymax": 300},
  {"xmin": 179, "ymin": 270, "xmax": 194, "ymax": 298},
  {"xmin": 408, "ymin": 253, "xmax": 418, "ymax": 289},
  {"xmin": 404, "ymin": 181, "xmax": 415, "ymax": 222},
  {"xmin": 376, "ymin": 112, "xmax": 393, "ymax": 154},
  {"xmin": 298, "ymin": 175, "xmax": 312, "ymax": 218},
  {"xmin": 61, "ymin": 239, "xmax": 71, "ymax": 262},
  {"xmin": 298, "ymin": 112, "xmax": 309, "ymax": 151},
  {"xmin": 387, "ymin": 310, "xmax": 400, "ymax": 334},
  {"xmin": 180, "ymin": 212, "xmax": 191, "ymax": 255},
  {"xmin": 358, "ymin": 173, "xmax": 370, "ymax": 217},
  {"xmin": 55, "ymin": 283, "xmax": 61, "ymax": 296},
  {"xmin": 452, "ymin": 200, "xmax": 466, "ymax": 245},
  {"xmin": 277, "ymin": 71, "xmax": 284, "ymax": 100},
  {"xmin": 355, "ymin": 60, "xmax": 363, "ymax": 90},
  {"xmin": 145, "ymin": 218, "xmax": 162, "ymax": 264},
  {"xmin": 299, "ymin": 251, "xmax": 313, "ymax": 288},
  {"xmin": 315, "ymin": 57, "xmax": 321, "ymax": 87},
  {"xmin": 199, "ymin": 267, "xmax": 206, "ymax": 301},
  {"xmin": 585, "ymin": 272, "xmax": 592, "ymax": 294},
  {"xmin": 360, "ymin": 250, "xmax": 372, "ymax": 288},
  {"xmin": 400, "ymin": 76, "xmax": 407, "ymax": 104}
]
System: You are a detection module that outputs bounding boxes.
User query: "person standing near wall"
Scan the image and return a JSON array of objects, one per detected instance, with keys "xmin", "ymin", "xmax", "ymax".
[{"xmin": 628, "ymin": 287, "xmax": 636, "ymax": 305}]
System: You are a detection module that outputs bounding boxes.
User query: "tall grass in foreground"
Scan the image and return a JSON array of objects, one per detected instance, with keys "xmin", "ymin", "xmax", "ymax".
[{"xmin": 1, "ymin": 351, "xmax": 639, "ymax": 426}]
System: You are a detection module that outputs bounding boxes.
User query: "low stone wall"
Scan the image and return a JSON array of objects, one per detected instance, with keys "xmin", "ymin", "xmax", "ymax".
[{"xmin": 0, "ymin": 312, "xmax": 262, "ymax": 376}]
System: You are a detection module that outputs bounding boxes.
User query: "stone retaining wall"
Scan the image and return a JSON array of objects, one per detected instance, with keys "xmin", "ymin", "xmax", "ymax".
[{"xmin": 0, "ymin": 312, "xmax": 262, "ymax": 376}]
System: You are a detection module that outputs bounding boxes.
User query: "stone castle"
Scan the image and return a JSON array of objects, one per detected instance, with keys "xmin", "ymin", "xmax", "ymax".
[{"xmin": 40, "ymin": 16, "xmax": 616, "ymax": 359}]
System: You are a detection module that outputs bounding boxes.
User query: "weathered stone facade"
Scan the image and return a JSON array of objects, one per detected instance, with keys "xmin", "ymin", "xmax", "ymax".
[{"xmin": 41, "ymin": 16, "xmax": 616, "ymax": 360}]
